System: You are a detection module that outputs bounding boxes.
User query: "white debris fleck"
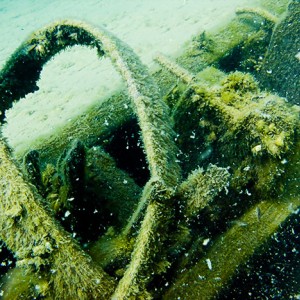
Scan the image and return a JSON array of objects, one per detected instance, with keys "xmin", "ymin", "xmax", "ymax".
[
  {"xmin": 281, "ymin": 158, "xmax": 288, "ymax": 164},
  {"xmin": 295, "ymin": 52, "xmax": 300, "ymax": 61},
  {"xmin": 64, "ymin": 210, "xmax": 71, "ymax": 218},
  {"xmin": 104, "ymin": 119, "xmax": 109, "ymax": 126},
  {"xmin": 206, "ymin": 258, "xmax": 212, "ymax": 270},
  {"xmin": 245, "ymin": 189, "xmax": 251, "ymax": 196},
  {"xmin": 123, "ymin": 179, "xmax": 128, "ymax": 184},
  {"xmin": 243, "ymin": 166, "xmax": 250, "ymax": 171},
  {"xmin": 45, "ymin": 242, "xmax": 52, "ymax": 251},
  {"xmin": 67, "ymin": 197, "xmax": 75, "ymax": 201},
  {"xmin": 267, "ymin": 69, "xmax": 272, "ymax": 74},
  {"xmin": 202, "ymin": 238, "xmax": 210, "ymax": 246},
  {"xmin": 293, "ymin": 208, "xmax": 300, "ymax": 215},
  {"xmin": 224, "ymin": 186, "xmax": 229, "ymax": 195},
  {"xmin": 252, "ymin": 144, "xmax": 262, "ymax": 155},
  {"xmin": 0, "ymin": 290, "xmax": 3, "ymax": 297}
]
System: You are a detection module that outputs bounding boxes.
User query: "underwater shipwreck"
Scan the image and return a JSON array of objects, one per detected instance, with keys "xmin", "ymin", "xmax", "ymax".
[{"xmin": 0, "ymin": 1, "xmax": 299, "ymax": 299}]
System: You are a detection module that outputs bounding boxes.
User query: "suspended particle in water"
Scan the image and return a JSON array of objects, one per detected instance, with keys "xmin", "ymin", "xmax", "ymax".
[{"xmin": 206, "ymin": 258, "xmax": 212, "ymax": 270}]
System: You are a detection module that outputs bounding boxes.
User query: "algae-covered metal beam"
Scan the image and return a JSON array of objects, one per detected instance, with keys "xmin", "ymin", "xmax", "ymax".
[
  {"xmin": 85, "ymin": 146, "xmax": 142, "ymax": 228},
  {"xmin": 164, "ymin": 196, "xmax": 300, "ymax": 299},
  {"xmin": 164, "ymin": 142, "xmax": 300, "ymax": 299},
  {"xmin": 259, "ymin": 0, "xmax": 300, "ymax": 105},
  {"xmin": 6, "ymin": 6, "xmax": 280, "ymax": 163},
  {"xmin": 0, "ymin": 138, "xmax": 116, "ymax": 299},
  {"xmin": 0, "ymin": 19, "xmax": 181, "ymax": 298},
  {"xmin": 14, "ymin": 91, "xmax": 134, "ymax": 163},
  {"xmin": 1, "ymin": 2, "xmax": 297, "ymax": 298},
  {"xmin": 0, "ymin": 19, "xmax": 180, "ymax": 183},
  {"xmin": 176, "ymin": 8, "xmax": 276, "ymax": 75},
  {"xmin": 156, "ymin": 45, "xmax": 300, "ymax": 298}
]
